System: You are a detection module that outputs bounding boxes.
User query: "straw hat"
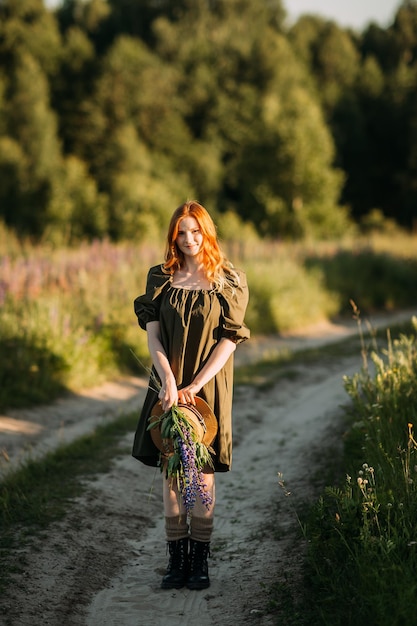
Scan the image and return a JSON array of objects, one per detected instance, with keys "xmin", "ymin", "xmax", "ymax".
[{"xmin": 149, "ymin": 396, "xmax": 218, "ymax": 454}]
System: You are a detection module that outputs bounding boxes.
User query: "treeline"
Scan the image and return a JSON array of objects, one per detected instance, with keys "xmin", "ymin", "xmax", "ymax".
[{"xmin": 0, "ymin": 0, "xmax": 416, "ymax": 243}]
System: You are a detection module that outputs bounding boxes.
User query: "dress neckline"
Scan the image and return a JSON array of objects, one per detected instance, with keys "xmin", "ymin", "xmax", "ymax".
[{"xmin": 169, "ymin": 284, "xmax": 212, "ymax": 293}]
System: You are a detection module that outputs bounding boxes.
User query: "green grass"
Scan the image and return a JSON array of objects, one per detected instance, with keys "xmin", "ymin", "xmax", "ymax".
[
  {"xmin": 281, "ymin": 316, "xmax": 417, "ymax": 626},
  {"xmin": 304, "ymin": 247, "xmax": 417, "ymax": 314}
]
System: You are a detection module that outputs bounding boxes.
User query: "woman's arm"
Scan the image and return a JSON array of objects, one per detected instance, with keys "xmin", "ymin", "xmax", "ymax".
[
  {"xmin": 146, "ymin": 320, "xmax": 178, "ymax": 411},
  {"xmin": 178, "ymin": 337, "xmax": 236, "ymax": 405}
]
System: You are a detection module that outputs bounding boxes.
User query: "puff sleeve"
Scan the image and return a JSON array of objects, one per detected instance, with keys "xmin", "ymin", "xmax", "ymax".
[
  {"xmin": 218, "ymin": 269, "xmax": 250, "ymax": 344},
  {"xmin": 134, "ymin": 265, "xmax": 171, "ymax": 330}
]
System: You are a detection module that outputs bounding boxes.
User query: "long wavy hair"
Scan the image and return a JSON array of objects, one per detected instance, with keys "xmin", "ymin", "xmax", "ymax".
[{"xmin": 163, "ymin": 201, "xmax": 237, "ymax": 291}]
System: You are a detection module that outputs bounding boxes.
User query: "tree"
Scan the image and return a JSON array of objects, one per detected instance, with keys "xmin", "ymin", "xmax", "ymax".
[
  {"xmin": 0, "ymin": 51, "xmax": 62, "ymax": 236},
  {"xmin": 391, "ymin": 1, "xmax": 417, "ymax": 66},
  {"xmin": 51, "ymin": 25, "xmax": 97, "ymax": 155},
  {"xmin": 234, "ymin": 36, "xmax": 348, "ymax": 238},
  {"xmin": 154, "ymin": 0, "xmax": 347, "ymax": 237},
  {"xmin": 47, "ymin": 155, "xmax": 109, "ymax": 242},
  {"xmin": 358, "ymin": 2, "xmax": 417, "ymax": 227},
  {"xmin": 76, "ymin": 35, "xmax": 197, "ymax": 238},
  {"xmin": 0, "ymin": 0, "xmax": 62, "ymax": 77},
  {"xmin": 289, "ymin": 16, "xmax": 388, "ymax": 222}
]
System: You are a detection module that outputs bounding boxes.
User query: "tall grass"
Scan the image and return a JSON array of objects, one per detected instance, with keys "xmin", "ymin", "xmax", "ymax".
[
  {"xmin": 245, "ymin": 257, "xmax": 340, "ymax": 333},
  {"xmin": 303, "ymin": 315, "xmax": 417, "ymax": 625},
  {"xmin": 0, "ymin": 240, "xmax": 155, "ymax": 407},
  {"xmin": 1, "ymin": 229, "xmax": 417, "ymax": 409},
  {"xmin": 304, "ymin": 247, "xmax": 417, "ymax": 313}
]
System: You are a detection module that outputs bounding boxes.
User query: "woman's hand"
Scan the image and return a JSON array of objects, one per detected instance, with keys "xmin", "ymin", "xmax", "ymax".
[
  {"xmin": 158, "ymin": 376, "xmax": 178, "ymax": 412},
  {"xmin": 146, "ymin": 321, "xmax": 178, "ymax": 412},
  {"xmin": 178, "ymin": 382, "xmax": 201, "ymax": 406}
]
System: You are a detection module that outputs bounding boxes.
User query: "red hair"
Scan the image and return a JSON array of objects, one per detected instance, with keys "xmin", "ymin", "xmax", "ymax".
[{"xmin": 164, "ymin": 201, "xmax": 233, "ymax": 288}]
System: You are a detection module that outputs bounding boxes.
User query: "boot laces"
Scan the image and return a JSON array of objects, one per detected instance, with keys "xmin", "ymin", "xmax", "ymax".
[
  {"xmin": 167, "ymin": 540, "xmax": 187, "ymax": 569},
  {"xmin": 190, "ymin": 541, "xmax": 210, "ymax": 572}
]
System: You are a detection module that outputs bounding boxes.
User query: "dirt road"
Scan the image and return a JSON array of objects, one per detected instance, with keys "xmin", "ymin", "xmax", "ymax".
[
  {"xmin": 1, "ymin": 309, "xmax": 415, "ymax": 626},
  {"xmin": 84, "ymin": 359, "xmax": 354, "ymax": 626}
]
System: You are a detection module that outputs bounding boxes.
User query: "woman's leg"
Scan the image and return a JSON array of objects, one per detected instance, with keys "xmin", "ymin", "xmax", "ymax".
[
  {"xmin": 188, "ymin": 469, "xmax": 215, "ymax": 590},
  {"xmin": 162, "ymin": 467, "xmax": 216, "ymax": 527},
  {"xmin": 189, "ymin": 469, "xmax": 215, "ymax": 539},
  {"xmin": 162, "ymin": 474, "xmax": 188, "ymax": 539},
  {"xmin": 160, "ymin": 474, "xmax": 189, "ymax": 589},
  {"xmin": 161, "ymin": 467, "xmax": 216, "ymax": 590}
]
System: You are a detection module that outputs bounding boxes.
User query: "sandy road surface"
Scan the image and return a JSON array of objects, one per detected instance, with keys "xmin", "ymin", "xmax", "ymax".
[
  {"xmin": 84, "ymin": 362, "xmax": 355, "ymax": 626},
  {"xmin": 1, "ymin": 309, "xmax": 416, "ymax": 626}
]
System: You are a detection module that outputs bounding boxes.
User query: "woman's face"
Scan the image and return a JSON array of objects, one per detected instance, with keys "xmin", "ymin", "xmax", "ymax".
[{"xmin": 175, "ymin": 216, "xmax": 204, "ymax": 259}]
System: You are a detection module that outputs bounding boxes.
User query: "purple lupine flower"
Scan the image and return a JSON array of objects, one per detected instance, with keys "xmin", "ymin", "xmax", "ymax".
[
  {"xmin": 197, "ymin": 472, "xmax": 213, "ymax": 510},
  {"xmin": 176, "ymin": 426, "xmax": 212, "ymax": 514},
  {"xmin": 177, "ymin": 430, "xmax": 199, "ymax": 513},
  {"xmin": 149, "ymin": 406, "xmax": 214, "ymax": 514}
]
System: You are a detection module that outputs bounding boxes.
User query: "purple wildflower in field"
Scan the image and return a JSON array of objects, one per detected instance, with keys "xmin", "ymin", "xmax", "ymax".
[{"xmin": 0, "ymin": 240, "xmax": 152, "ymax": 302}]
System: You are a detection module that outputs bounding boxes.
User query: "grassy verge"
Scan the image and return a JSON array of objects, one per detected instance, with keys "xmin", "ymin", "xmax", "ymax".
[
  {"xmin": 276, "ymin": 316, "xmax": 417, "ymax": 625},
  {"xmin": 1, "ymin": 233, "xmax": 417, "ymax": 410}
]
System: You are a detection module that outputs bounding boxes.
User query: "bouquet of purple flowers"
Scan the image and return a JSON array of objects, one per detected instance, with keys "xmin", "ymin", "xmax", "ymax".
[{"xmin": 147, "ymin": 405, "xmax": 214, "ymax": 513}]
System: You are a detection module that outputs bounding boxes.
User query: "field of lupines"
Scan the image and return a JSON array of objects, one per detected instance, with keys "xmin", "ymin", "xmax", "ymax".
[
  {"xmin": 303, "ymin": 313, "xmax": 417, "ymax": 625},
  {"xmin": 1, "ymin": 222, "xmax": 417, "ymax": 410}
]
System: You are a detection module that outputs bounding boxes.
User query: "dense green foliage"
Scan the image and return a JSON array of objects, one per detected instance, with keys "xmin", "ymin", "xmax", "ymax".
[
  {"xmin": 0, "ymin": 0, "xmax": 416, "ymax": 243},
  {"xmin": 304, "ymin": 318, "xmax": 417, "ymax": 625}
]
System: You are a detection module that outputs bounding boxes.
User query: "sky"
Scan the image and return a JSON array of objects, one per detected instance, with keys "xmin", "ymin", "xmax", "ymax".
[
  {"xmin": 44, "ymin": 0, "xmax": 403, "ymax": 32},
  {"xmin": 284, "ymin": 0, "xmax": 403, "ymax": 30}
]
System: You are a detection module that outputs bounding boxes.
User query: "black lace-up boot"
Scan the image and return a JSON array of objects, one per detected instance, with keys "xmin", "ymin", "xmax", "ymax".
[
  {"xmin": 161, "ymin": 537, "xmax": 188, "ymax": 589},
  {"xmin": 187, "ymin": 539, "xmax": 210, "ymax": 590}
]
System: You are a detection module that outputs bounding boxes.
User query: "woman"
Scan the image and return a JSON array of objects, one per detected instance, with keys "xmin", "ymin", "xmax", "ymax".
[{"xmin": 133, "ymin": 200, "xmax": 250, "ymax": 590}]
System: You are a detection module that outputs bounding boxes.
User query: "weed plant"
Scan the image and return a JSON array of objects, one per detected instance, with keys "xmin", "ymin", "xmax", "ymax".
[{"xmin": 304, "ymin": 313, "xmax": 417, "ymax": 625}]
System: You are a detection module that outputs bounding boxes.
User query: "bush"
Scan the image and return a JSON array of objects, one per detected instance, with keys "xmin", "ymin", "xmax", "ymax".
[{"xmin": 245, "ymin": 257, "xmax": 339, "ymax": 334}]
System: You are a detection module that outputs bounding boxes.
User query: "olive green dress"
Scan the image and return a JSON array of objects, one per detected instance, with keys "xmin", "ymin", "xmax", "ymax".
[{"xmin": 132, "ymin": 264, "xmax": 250, "ymax": 471}]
